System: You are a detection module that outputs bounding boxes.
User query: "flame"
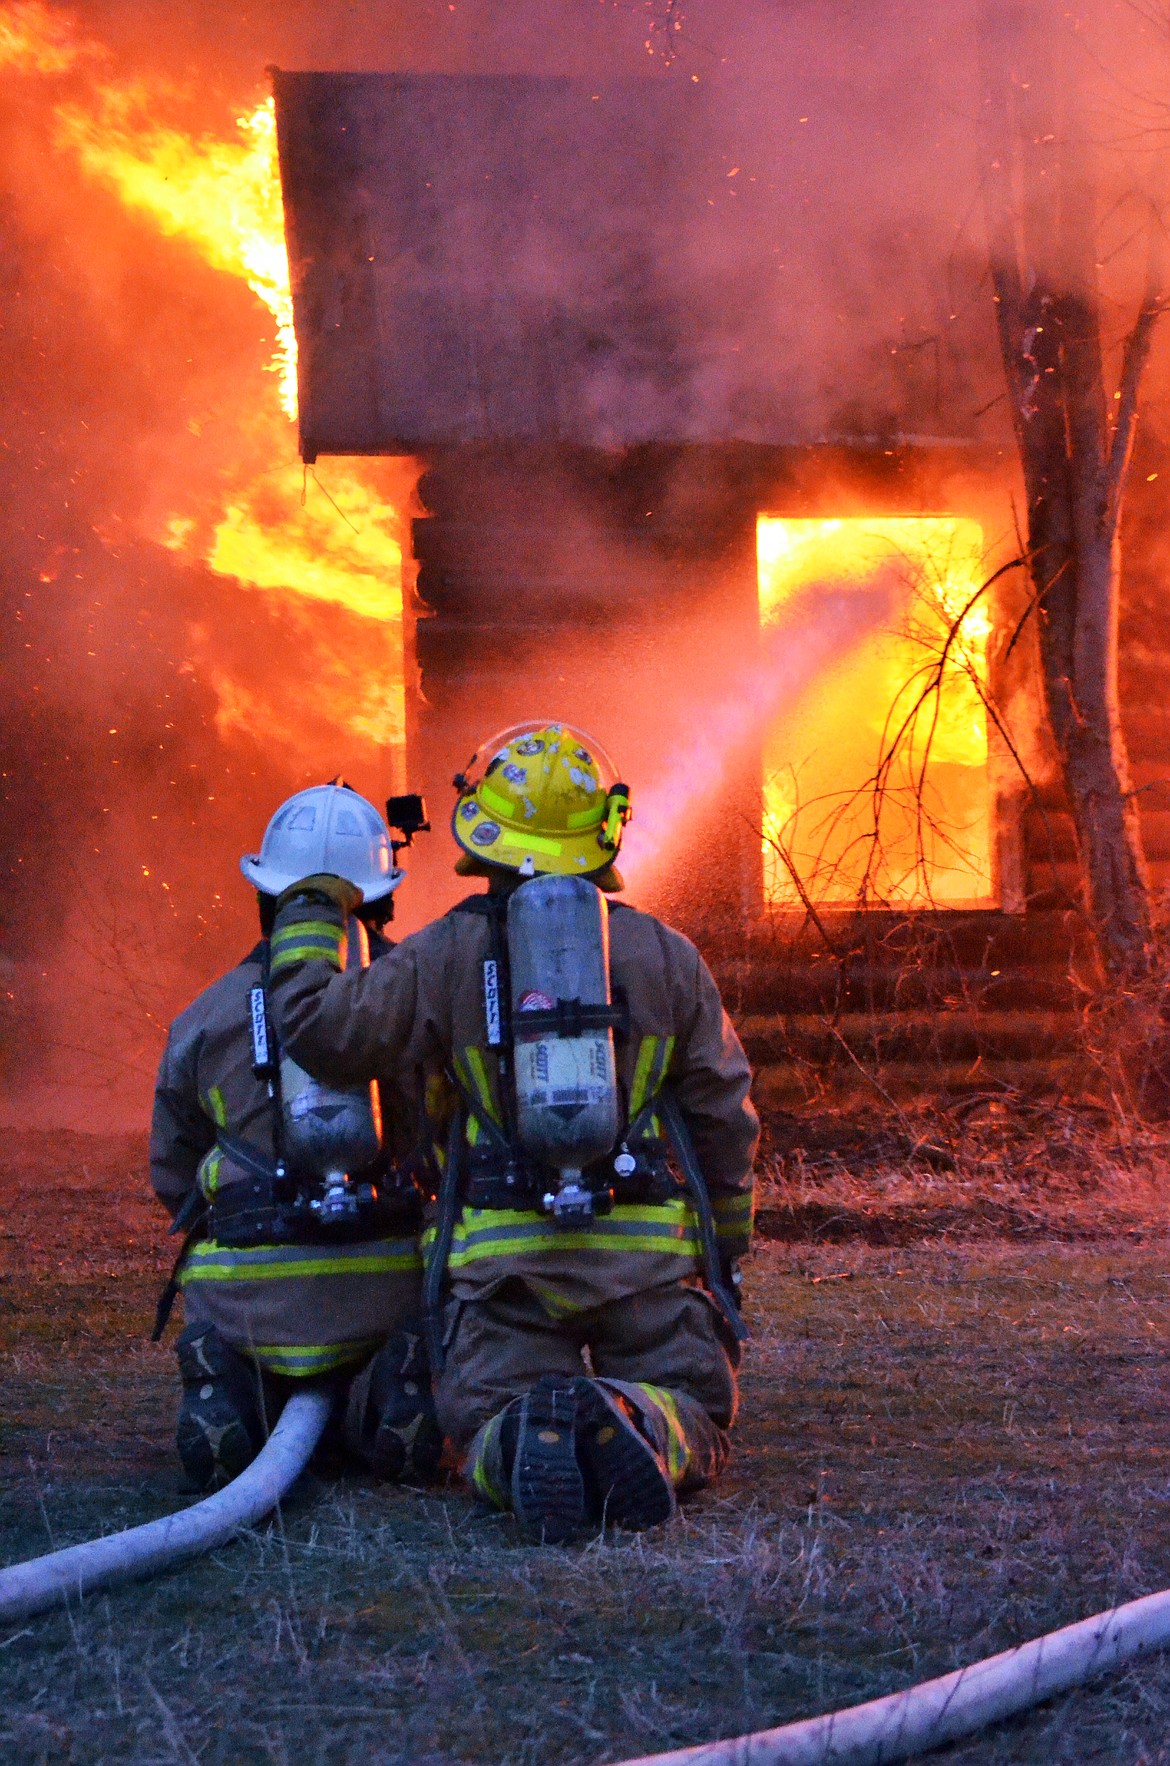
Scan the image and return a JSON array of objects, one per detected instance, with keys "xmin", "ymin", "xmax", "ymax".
[
  {"xmin": 757, "ymin": 516, "xmax": 993, "ymax": 908},
  {"xmin": 0, "ymin": 0, "xmax": 100, "ymax": 73},
  {"xmin": 3, "ymin": 0, "xmax": 410, "ymax": 760},
  {"xmin": 201, "ymin": 461, "xmax": 406, "ymax": 752},
  {"xmin": 207, "ymin": 465, "xmax": 402, "ymax": 624},
  {"xmin": 54, "ymin": 93, "xmax": 297, "ymax": 416}
]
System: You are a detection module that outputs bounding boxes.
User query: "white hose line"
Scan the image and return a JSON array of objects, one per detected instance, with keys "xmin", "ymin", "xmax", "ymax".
[
  {"xmin": 608, "ymin": 1584, "xmax": 1170, "ymax": 1766},
  {"xmin": 0, "ymin": 1387, "xmax": 333, "ymax": 1626}
]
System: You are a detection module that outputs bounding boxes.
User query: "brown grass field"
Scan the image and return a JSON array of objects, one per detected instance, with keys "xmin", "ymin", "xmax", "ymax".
[{"xmin": 4, "ymin": 1109, "xmax": 1170, "ymax": 1765}]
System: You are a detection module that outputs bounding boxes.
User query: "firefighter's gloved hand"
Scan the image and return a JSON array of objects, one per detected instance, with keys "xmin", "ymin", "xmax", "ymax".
[{"xmin": 275, "ymin": 873, "xmax": 364, "ymax": 916}]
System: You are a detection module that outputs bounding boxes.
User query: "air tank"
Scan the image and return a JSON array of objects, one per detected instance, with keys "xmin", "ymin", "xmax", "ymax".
[
  {"xmin": 507, "ymin": 875, "xmax": 619, "ymax": 1179},
  {"xmin": 280, "ymin": 915, "xmax": 382, "ymax": 1185}
]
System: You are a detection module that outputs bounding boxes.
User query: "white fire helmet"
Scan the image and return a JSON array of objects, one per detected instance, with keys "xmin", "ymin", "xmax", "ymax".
[{"xmin": 239, "ymin": 783, "xmax": 402, "ymax": 903}]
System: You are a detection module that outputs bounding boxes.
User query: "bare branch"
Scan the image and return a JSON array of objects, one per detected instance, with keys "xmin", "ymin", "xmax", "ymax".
[
  {"xmin": 1106, "ymin": 203, "xmax": 1168, "ymax": 523},
  {"xmin": 762, "ymin": 821, "xmax": 841, "ymax": 957}
]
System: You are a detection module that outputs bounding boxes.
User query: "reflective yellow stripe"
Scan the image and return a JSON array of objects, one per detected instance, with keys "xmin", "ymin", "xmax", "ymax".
[
  {"xmin": 629, "ymin": 1035, "xmax": 674, "ymax": 1120},
  {"xmin": 197, "ymin": 1147, "xmax": 223, "ymax": 1200},
  {"xmin": 499, "ymin": 829, "xmax": 562, "ymax": 855},
  {"xmin": 436, "ymin": 1200, "xmax": 701, "ymax": 1268},
  {"xmin": 470, "ymin": 1412, "xmax": 509, "ymax": 1509},
  {"xmin": 463, "ymin": 1047, "xmax": 499, "ymax": 1118},
  {"xmin": 453, "ymin": 1202, "xmax": 691, "ymax": 1230},
  {"xmin": 270, "ymin": 924, "xmax": 343, "ymax": 945},
  {"xmin": 270, "ymin": 913, "xmax": 345, "ymax": 972},
  {"xmin": 532, "ymin": 1286, "xmax": 589, "ymax": 1319},
  {"xmin": 634, "ymin": 1383, "xmax": 689, "ymax": 1483},
  {"xmin": 272, "ymin": 919, "xmax": 343, "ymax": 942},
  {"xmin": 181, "ymin": 1239, "xmax": 422, "ymax": 1282},
  {"xmin": 458, "ymin": 1045, "xmax": 502, "ymax": 1146},
  {"xmin": 446, "ymin": 1230, "xmax": 700, "ymax": 1262},
  {"xmin": 206, "ymin": 1086, "xmax": 228, "ymax": 1127},
  {"xmin": 270, "ymin": 939, "xmax": 343, "ymax": 973},
  {"xmin": 423, "ymin": 1202, "xmax": 697, "ymax": 1232},
  {"xmin": 712, "ymin": 1192, "xmax": 754, "ymax": 1241},
  {"xmin": 250, "ymin": 1339, "xmax": 378, "ymax": 1377},
  {"xmin": 629, "ymin": 1038, "xmax": 658, "ymax": 1119},
  {"xmin": 566, "ymin": 802, "xmax": 605, "ymax": 829},
  {"xmin": 479, "ymin": 782, "xmax": 517, "ymax": 819}
]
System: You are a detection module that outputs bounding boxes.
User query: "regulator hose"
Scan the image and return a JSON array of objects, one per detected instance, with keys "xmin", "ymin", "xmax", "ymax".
[
  {"xmin": 0, "ymin": 1386, "xmax": 333, "ymax": 1626},
  {"xmin": 606, "ymin": 1583, "xmax": 1170, "ymax": 1766}
]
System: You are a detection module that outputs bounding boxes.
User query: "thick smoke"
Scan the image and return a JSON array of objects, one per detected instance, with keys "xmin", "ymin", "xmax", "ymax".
[{"xmin": 2, "ymin": 0, "xmax": 1169, "ymax": 1126}]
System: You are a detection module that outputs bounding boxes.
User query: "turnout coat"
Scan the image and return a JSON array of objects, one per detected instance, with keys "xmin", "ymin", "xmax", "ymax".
[
  {"xmin": 267, "ymin": 893, "xmax": 758, "ymax": 1320},
  {"xmin": 150, "ymin": 940, "xmax": 423, "ymax": 1378}
]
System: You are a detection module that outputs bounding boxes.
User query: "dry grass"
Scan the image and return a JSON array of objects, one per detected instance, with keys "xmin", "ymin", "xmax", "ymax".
[
  {"xmin": 4, "ymin": 1122, "xmax": 1170, "ymax": 1764},
  {"xmin": 758, "ymin": 1094, "xmax": 1170, "ymax": 1241}
]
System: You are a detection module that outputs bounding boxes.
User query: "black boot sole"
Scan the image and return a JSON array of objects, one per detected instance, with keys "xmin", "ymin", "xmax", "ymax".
[
  {"xmin": 573, "ymin": 1379, "xmax": 677, "ymax": 1531},
  {"xmin": 511, "ymin": 1378, "xmax": 587, "ymax": 1543}
]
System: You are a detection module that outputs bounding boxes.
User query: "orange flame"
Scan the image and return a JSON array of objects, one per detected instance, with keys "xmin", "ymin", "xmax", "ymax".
[
  {"xmin": 757, "ymin": 516, "xmax": 993, "ymax": 908},
  {"xmin": 0, "ymin": 0, "xmax": 100, "ymax": 74},
  {"xmin": 53, "ymin": 92, "xmax": 298, "ymax": 416},
  {"xmin": 3, "ymin": 0, "xmax": 410, "ymax": 758}
]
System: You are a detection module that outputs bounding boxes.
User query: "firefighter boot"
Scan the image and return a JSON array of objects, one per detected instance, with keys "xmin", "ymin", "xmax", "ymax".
[
  {"xmin": 573, "ymin": 1377, "xmax": 677, "ymax": 1531},
  {"xmin": 175, "ymin": 1323, "xmax": 266, "ymax": 1492},
  {"xmin": 346, "ymin": 1322, "xmax": 444, "ymax": 1483},
  {"xmin": 510, "ymin": 1375, "xmax": 589, "ymax": 1543}
]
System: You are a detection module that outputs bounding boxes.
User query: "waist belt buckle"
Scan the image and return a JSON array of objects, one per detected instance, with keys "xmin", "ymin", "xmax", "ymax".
[
  {"xmin": 309, "ymin": 1176, "xmax": 379, "ymax": 1231},
  {"xmin": 541, "ymin": 1173, "xmax": 596, "ymax": 1226}
]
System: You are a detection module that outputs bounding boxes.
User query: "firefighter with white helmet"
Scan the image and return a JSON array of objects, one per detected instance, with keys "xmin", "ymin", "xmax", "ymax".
[
  {"xmin": 239, "ymin": 782, "xmax": 402, "ymax": 898},
  {"xmin": 265, "ymin": 725, "xmax": 758, "ymax": 1537},
  {"xmin": 150, "ymin": 781, "xmax": 442, "ymax": 1491}
]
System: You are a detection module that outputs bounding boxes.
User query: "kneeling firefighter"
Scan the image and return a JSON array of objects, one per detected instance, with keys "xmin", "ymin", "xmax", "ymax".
[
  {"xmin": 150, "ymin": 782, "xmax": 442, "ymax": 1492},
  {"xmin": 266, "ymin": 724, "xmax": 759, "ymax": 1536}
]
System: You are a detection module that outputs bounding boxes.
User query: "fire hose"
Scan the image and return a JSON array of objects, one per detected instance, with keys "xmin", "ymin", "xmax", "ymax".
[
  {"xmin": 4, "ymin": 1392, "xmax": 1168, "ymax": 1755},
  {"xmin": 607, "ymin": 1583, "xmax": 1170, "ymax": 1766},
  {"xmin": 0, "ymin": 1386, "xmax": 332, "ymax": 1625}
]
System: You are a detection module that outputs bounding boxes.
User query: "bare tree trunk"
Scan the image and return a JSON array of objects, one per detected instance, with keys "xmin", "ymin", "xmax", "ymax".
[{"xmin": 978, "ymin": 0, "xmax": 1155, "ymax": 981}]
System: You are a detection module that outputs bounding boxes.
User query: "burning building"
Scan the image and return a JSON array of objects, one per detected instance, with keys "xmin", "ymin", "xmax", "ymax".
[
  {"xmin": 271, "ymin": 70, "xmax": 1022, "ymax": 929},
  {"xmin": 266, "ymin": 59, "xmax": 1170, "ymax": 1105},
  {"xmin": 4, "ymin": 2, "xmax": 1170, "ymax": 1119}
]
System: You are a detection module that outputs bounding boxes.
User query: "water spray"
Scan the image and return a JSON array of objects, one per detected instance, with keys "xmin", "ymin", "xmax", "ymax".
[{"xmin": 619, "ymin": 577, "xmax": 896, "ymax": 893}]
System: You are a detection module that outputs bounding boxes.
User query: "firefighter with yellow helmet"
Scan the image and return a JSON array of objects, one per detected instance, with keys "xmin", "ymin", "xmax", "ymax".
[
  {"xmin": 150, "ymin": 782, "xmax": 442, "ymax": 1491},
  {"xmin": 267, "ymin": 725, "xmax": 758, "ymax": 1536}
]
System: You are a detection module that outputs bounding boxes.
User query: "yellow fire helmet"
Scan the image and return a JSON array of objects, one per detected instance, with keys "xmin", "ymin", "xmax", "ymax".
[{"xmin": 452, "ymin": 721, "xmax": 631, "ymax": 887}]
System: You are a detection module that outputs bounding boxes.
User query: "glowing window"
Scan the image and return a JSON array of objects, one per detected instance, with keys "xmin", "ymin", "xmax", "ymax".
[{"xmin": 757, "ymin": 516, "xmax": 993, "ymax": 909}]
